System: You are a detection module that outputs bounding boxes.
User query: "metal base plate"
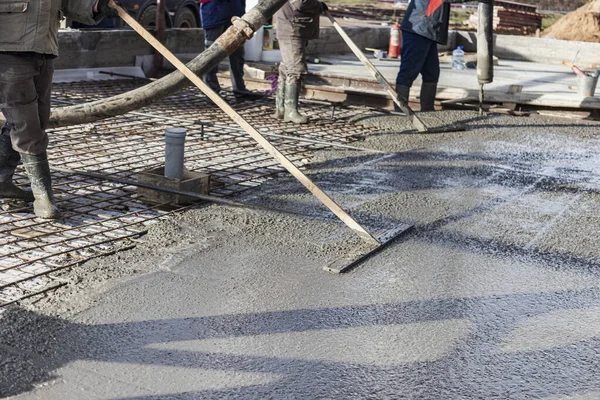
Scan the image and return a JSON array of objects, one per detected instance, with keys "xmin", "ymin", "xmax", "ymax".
[
  {"xmin": 324, "ymin": 223, "xmax": 414, "ymax": 274},
  {"xmin": 401, "ymin": 124, "xmax": 468, "ymax": 135}
]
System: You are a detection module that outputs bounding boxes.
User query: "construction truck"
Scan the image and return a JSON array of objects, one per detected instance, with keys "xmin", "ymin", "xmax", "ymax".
[{"xmin": 117, "ymin": 0, "xmax": 200, "ymax": 28}]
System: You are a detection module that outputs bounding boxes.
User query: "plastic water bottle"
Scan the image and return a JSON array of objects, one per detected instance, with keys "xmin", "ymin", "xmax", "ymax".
[{"xmin": 452, "ymin": 46, "xmax": 466, "ymax": 71}]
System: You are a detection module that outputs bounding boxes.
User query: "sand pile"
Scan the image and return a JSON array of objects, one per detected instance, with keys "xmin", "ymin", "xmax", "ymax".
[{"xmin": 543, "ymin": 1, "xmax": 600, "ymax": 42}]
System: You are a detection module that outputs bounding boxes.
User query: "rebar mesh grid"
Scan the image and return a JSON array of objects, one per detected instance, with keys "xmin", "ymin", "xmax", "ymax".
[{"xmin": 0, "ymin": 79, "xmax": 382, "ymax": 307}]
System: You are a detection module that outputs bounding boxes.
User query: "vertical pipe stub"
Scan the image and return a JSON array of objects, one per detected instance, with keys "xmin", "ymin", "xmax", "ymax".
[
  {"xmin": 477, "ymin": 1, "xmax": 494, "ymax": 85},
  {"xmin": 164, "ymin": 127, "xmax": 187, "ymax": 179}
]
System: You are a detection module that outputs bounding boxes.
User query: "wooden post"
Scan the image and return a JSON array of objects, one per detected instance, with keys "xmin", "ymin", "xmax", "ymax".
[{"xmin": 153, "ymin": 0, "xmax": 167, "ymax": 77}]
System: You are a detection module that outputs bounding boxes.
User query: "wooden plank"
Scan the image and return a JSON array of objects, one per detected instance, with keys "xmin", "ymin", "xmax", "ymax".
[
  {"xmin": 436, "ymin": 87, "xmax": 600, "ymax": 110},
  {"xmin": 111, "ymin": 1, "xmax": 380, "ymax": 246}
]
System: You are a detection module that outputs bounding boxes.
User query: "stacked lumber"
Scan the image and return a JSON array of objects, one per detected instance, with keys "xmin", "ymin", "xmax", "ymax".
[
  {"xmin": 329, "ymin": 5, "xmax": 404, "ymax": 22},
  {"xmin": 496, "ymin": 8, "xmax": 543, "ymax": 31},
  {"xmin": 469, "ymin": 2, "xmax": 542, "ymax": 35},
  {"xmin": 494, "ymin": 0, "xmax": 536, "ymax": 13}
]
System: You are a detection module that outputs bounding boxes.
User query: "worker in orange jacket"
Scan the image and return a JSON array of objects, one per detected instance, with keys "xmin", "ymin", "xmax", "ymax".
[{"xmin": 396, "ymin": 0, "xmax": 491, "ymax": 111}]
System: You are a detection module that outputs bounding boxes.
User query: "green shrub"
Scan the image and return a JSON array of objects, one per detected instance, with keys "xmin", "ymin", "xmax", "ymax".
[{"xmin": 541, "ymin": 13, "xmax": 563, "ymax": 30}]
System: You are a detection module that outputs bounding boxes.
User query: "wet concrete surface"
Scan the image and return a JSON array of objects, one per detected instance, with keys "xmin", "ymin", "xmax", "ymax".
[{"xmin": 1, "ymin": 111, "xmax": 600, "ymax": 399}]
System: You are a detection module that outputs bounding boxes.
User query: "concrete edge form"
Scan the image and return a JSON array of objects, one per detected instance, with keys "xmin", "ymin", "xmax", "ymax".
[{"xmin": 455, "ymin": 31, "xmax": 600, "ymax": 66}]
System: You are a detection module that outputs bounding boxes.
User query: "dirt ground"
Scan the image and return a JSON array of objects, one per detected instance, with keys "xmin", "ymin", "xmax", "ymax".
[
  {"xmin": 543, "ymin": 0, "xmax": 600, "ymax": 42},
  {"xmin": 1, "ymin": 110, "xmax": 600, "ymax": 399}
]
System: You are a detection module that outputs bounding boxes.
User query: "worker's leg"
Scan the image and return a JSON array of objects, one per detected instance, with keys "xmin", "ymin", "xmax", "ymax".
[
  {"xmin": 395, "ymin": 31, "xmax": 435, "ymax": 110},
  {"xmin": 203, "ymin": 25, "xmax": 225, "ymax": 92},
  {"xmin": 279, "ymin": 38, "xmax": 309, "ymax": 124},
  {"xmin": 0, "ymin": 54, "xmax": 59, "ymax": 218},
  {"xmin": 37, "ymin": 56, "xmax": 53, "ymax": 133},
  {"xmin": 229, "ymin": 44, "xmax": 263, "ymax": 100},
  {"xmin": 0, "ymin": 124, "xmax": 33, "ymax": 201},
  {"xmin": 0, "ymin": 53, "xmax": 39, "ymax": 202},
  {"xmin": 420, "ymin": 42, "xmax": 441, "ymax": 111},
  {"xmin": 23, "ymin": 56, "xmax": 60, "ymax": 219},
  {"xmin": 229, "ymin": 43, "xmax": 247, "ymax": 93},
  {"xmin": 272, "ymin": 64, "xmax": 286, "ymax": 120}
]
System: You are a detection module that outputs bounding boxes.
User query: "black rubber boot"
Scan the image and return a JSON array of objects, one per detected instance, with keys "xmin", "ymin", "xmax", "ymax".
[
  {"xmin": 20, "ymin": 152, "xmax": 61, "ymax": 219},
  {"xmin": 420, "ymin": 82, "xmax": 438, "ymax": 112},
  {"xmin": 272, "ymin": 75, "xmax": 285, "ymax": 120},
  {"xmin": 0, "ymin": 128, "xmax": 34, "ymax": 201},
  {"xmin": 283, "ymin": 77, "xmax": 308, "ymax": 124},
  {"xmin": 394, "ymin": 84, "xmax": 411, "ymax": 112},
  {"xmin": 234, "ymin": 89, "xmax": 265, "ymax": 101}
]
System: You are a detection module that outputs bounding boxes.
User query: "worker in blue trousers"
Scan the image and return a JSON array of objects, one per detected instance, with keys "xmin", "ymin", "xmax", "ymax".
[
  {"xmin": 200, "ymin": 0, "xmax": 261, "ymax": 99},
  {"xmin": 396, "ymin": 0, "xmax": 490, "ymax": 111}
]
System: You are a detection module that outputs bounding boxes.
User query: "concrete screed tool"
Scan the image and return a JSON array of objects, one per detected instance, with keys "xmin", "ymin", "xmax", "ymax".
[{"xmin": 109, "ymin": 0, "xmax": 414, "ymax": 272}]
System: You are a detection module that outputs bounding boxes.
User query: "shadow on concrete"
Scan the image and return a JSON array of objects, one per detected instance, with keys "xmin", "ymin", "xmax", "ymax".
[
  {"xmin": 243, "ymin": 147, "xmax": 600, "ymax": 274},
  {"xmin": 275, "ymin": 148, "xmax": 597, "ymax": 200},
  {"xmin": 1, "ymin": 285, "xmax": 599, "ymax": 399}
]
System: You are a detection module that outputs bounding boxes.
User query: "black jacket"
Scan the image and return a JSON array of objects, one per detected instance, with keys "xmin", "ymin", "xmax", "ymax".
[
  {"xmin": 200, "ymin": 0, "xmax": 246, "ymax": 30},
  {"xmin": 401, "ymin": 0, "xmax": 451, "ymax": 44}
]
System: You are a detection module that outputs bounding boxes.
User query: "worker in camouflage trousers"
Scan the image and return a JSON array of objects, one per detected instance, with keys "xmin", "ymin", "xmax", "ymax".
[
  {"xmin": 395, "ymin": 0, "xmax": 490, "ymax": 111},
  {"xmin": 0, "ymin": 0, "xmax": 117, "ymax": 219},
  {"xmin": 273, "ymin": 0, "xmax": 328, "ymax": 124}
]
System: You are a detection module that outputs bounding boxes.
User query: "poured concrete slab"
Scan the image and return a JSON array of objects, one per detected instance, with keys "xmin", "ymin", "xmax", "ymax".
[{"xmin": 2, "ymin": 110, "xmax": 599, "ymax": 399}]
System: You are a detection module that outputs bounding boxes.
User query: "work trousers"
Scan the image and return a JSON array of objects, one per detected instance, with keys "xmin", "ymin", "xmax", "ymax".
[
  {"xmin": 278, "ymin": 38, "xmax": 308, "ymax": 80},
  {"xmin": 395, "ymin": 30, "xmax": 440, "ymax": 87},
  {"xmin": 0, "ymin": 53, "xmax": 53, "ymax": 155},
  {"xmin": 203, "ymin": 24, "xmax": 246, "ymax": 92}
]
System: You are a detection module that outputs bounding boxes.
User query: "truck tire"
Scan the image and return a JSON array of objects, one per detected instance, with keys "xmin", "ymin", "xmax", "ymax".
[
  {"xmin": 138, "ymin": 5, "xmax": 157, "ymax": 28},
  {"xmin": 174, "ymin": 7, "xmax": 197, "ymax": 28}
]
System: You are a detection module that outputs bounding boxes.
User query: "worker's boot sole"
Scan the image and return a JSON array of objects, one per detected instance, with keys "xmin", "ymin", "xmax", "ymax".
[
  {"xmin": 20, "ymin": 152, "xmax": 61, "ymax": 219},
  {"xmin": 283, "ymin": 112, "xmax": 308, "ymax": 124},
  {"xmin": 32, "ymin": 194, "xmax": 61, "ymax": 219},
  {"xmin": 0, "ymin": 182, "xmax": 34, "ymax": 201},
  {"xmin": 283, "ymin": 78, "xmax": 308, "ymax": 124}
]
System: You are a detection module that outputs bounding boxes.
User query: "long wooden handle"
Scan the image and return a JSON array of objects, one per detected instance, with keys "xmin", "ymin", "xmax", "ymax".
[
  {"xmin": 110, "ymin": 1, "xmax": 380, "ymax": 246},
  {"xmin": 324, "ymin": 11, "xmax": 428, "ymax": 132}
]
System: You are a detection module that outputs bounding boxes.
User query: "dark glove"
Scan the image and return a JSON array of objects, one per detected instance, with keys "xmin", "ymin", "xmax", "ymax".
[
  {"xmin": 478, "ymin": 0, "xmax": 492, "ymax": 3},
  {"xmin": 319, "ymin": 2, "xmax": 328, "ymax": 12},
  {"xmin": 96, "ymin": 0, "xmax": 120, "ymax": 18}
]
